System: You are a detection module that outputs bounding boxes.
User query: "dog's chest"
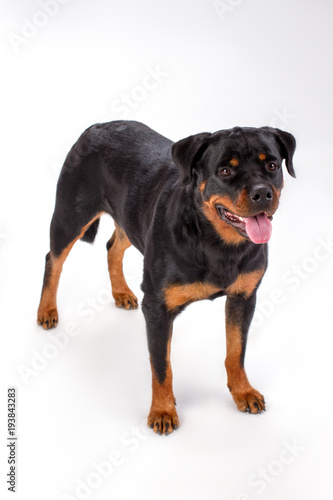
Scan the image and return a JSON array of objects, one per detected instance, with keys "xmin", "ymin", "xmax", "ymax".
[{"xmin": 164, "ymin": 267, "xmax": 264, "ymax": 312}]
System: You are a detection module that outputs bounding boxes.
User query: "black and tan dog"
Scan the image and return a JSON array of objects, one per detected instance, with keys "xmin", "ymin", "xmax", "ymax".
[{"xmin": 37, "ymin": 121, "xmax": 296, "ymax": 435}]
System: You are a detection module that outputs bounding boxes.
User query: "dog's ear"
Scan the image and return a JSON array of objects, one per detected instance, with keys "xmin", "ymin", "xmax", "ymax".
[
  {"xmin": 263, "ymin": 127, "xmax": 296, "ymax": 178},
  {"xmin": 171, "ymin": 132, "xmax": 211, "ymax": 186}
]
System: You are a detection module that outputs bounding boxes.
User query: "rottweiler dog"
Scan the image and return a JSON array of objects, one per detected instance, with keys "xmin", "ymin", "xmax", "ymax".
[{"xmin": 37, "ymin": 121, "xmax": 296, "ymax": 435}]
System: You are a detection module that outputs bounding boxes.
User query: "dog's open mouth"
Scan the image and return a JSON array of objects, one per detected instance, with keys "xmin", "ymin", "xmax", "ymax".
[{"xmin": 216, "ymin": 205, "xmax": 273, "ymax": 244}]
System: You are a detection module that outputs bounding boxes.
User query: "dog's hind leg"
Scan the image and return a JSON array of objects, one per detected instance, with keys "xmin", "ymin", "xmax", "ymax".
[
  {"xmin": 37, "ymin": 212, "xmax": 102, "ymax": 330},
  {"xmin": 106, "ymin": 223, "xmax": 138, "ymax": 310}
]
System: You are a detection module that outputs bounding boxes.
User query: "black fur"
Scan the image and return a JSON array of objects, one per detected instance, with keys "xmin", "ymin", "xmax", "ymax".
[
  {"xmin": 81, "ymin": 218, "xmax": 100, "ymax": 243},
  {"xmin": 42, "ymin": 120, "xmax": 296, "ymax": 415}
]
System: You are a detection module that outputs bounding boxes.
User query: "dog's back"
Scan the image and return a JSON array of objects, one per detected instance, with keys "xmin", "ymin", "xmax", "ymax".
[{"xmin": 54, "ymin": 120, "xmax": 175, "ymax": 252}]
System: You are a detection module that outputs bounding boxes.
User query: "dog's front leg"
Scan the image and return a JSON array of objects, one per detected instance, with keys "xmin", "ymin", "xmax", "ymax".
[
  {"xmin": 142, "ymin": 296, "xmax": 179, "ymax": 435},
  {"xmin": 225, "ymin": 292, "xmax": 266, "ymax": 414}
]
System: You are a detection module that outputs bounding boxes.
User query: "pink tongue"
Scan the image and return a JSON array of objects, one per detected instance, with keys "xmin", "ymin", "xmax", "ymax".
[{"xmin": 243, "ymin": 213, "xmax": 272, "ymax": 244}]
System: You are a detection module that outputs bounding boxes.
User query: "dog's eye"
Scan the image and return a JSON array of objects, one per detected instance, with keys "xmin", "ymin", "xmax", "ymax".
[
  {"xmin": 220, "ymin": 168, "xmax": 231, "ymax": 176},
  {"xmin": 267, "ymin": 162, "xmax": 278, "ymax": 171}
]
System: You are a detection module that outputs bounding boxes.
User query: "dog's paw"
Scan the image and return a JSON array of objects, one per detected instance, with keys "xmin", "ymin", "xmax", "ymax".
[
  {"xmin": 114, "ymin": 292, "xmax": 138, "ymax": 310},
  {"xmin": 37, "ymin": 308, "xmax": 58, "ymax": 330},
  {"xmin": 231, "ymin": 388, "xmax": 266, "ymax": 414},
  {"xmin": 147, "ymin": 409, "xmax": 179, "ymax": 435}
]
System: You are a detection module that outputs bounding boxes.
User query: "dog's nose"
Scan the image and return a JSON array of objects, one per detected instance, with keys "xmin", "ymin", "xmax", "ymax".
[{"xmin": 249, "ymin": 184, "xmax": 273, "ymax": 205}]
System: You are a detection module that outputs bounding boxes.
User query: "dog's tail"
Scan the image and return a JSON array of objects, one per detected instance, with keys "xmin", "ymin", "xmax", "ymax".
[{"xmin": 80, "ymin": 218, "xmax": 100, "ymax": 244}]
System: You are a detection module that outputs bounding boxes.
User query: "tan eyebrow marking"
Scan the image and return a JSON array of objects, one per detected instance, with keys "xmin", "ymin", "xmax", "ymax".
[
  {"xmin": 259, "ymin": 153, "xmax": 266, "ymax": 161},
  {"xmin": 230, "ymin": 158, "xmax": 239, "ymax": 167}
]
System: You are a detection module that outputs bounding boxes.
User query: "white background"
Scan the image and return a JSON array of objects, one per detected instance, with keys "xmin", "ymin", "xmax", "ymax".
[{"xmin": 1, "ymin": 1, "xmax": 333, "ymax": 499}]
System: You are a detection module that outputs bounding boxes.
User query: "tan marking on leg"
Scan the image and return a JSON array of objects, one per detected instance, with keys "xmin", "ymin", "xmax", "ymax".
[
  {"xmin": 107, "ymin": 223, "xmax": 138, "ymax": 310},
  {"xmin": 164, "ymin": 282, "xmax": 221, "ymax": 311},
  {"xmin": 226, "ymin": 269, "xmax": 265, "ymax": 298},
  {"xmin": 37, "ymin": 253, "xmax": 62, "ymax": 330},
  {"xmin": 37, "ymin": 213, "xmax": 103, "ymax": 330},
  {"xmin": 148, "ymin": 337, "xmax": 179, "ymax": 435},
  {"xmin": 225, "ymin": 322, "xmax": 265, "ymax": 413}
]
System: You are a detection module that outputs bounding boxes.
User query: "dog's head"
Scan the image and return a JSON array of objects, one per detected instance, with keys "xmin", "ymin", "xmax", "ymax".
[{"xmin": 171, "ymin": 126, "xmax": 296, "ymax": 245}]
